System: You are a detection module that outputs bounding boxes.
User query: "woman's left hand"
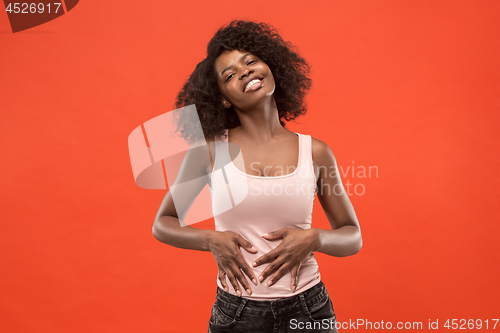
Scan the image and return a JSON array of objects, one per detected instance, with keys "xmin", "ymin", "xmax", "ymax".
[{"xmin": 252, "ymin": 227, "xmax": 321, "ymax": 291}]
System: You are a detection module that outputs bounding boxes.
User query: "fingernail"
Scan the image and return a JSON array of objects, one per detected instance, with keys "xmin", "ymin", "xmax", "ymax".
[
  {"xmin": 261, "ymin": 233, "xmax": 268, "ymax": 237},
  {"xmin": 267, "ymin": 280, "xmax": 273, "ymax": 286},
  {"xmin": 246, "ymin": 288, "xmax": 251, "ymax": 295},
  {"xmin": 259, "ymin": 276, "xmax": 263, "ymax": 282},
  {"xmin": 237, "ymin": 289, "xmax": 241, "ymax": 296},
  {"xmin": 252, "ymin": 262, "xmax": 257, "ymax": 267},
  {"xmin": 252, "ymin": 278, "xmax": 257, "ymax": 285}
]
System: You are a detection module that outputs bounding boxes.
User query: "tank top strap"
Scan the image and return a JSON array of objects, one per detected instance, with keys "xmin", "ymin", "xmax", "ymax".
[
  {"xmin": 297, "ymin": 132, "xmax": 314, "ymax": 178},
  {"xmin": 211, "ymin": 129, "xmax": 230, "ymax": 178}
]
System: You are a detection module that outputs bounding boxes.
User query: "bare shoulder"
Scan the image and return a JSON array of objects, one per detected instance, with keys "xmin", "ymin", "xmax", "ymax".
[
  {"xmin": 175, "ymin": 137, "xmax": 215, "ymax": 179},
  {"xmin": 311, "ymin": 136, "xmax": 337, "ymax": 167},
  {"xmin": 310, "ymin": 136, "xmax": 339, "ymax": 183}
]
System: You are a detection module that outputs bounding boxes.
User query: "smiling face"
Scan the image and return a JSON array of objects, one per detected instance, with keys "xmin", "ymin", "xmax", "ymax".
[{"xmin": 214, "ymin": 49, "xmax": 276, "ymax": 110}]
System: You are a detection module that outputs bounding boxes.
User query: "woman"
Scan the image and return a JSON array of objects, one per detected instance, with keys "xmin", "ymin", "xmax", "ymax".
[{"xmin": 152, "ymin": 20, "xmax": 362, "ymax": 333}]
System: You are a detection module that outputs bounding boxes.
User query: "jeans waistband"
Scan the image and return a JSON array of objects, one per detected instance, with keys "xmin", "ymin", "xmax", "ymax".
[{"xmin": 214, "ymin": 280, "xmax": 328, "ymax": 319}]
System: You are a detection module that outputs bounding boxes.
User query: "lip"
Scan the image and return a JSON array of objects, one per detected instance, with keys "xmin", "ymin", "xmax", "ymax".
[{"xmin": 243, "ymin": 75, "xmax": 264, "ymax": 92}]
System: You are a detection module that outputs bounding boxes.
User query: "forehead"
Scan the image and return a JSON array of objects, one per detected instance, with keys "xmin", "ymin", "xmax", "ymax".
[{"xmin": 214, "ymin": 49, "xmax": 253, "ymax": 72}]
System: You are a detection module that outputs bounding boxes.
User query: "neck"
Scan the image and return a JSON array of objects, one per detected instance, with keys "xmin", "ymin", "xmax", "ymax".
[{"xmin": 231, "ymin": 96, "xmax": 286, "ymax": 143}]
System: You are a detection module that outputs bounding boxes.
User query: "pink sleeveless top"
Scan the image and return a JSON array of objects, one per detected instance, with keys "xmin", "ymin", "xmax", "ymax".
[{"xmin": 209, "ymin": 129, "xmax": 321, "ymax": 300}]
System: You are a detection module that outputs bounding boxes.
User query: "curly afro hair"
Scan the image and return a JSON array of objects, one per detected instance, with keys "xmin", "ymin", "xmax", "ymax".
[{"xmin": 173, "ymin": 20, "xmax": 312, "ymax": 144}]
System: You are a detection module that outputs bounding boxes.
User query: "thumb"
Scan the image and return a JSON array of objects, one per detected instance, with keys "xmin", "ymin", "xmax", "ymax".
[
  {"xmin": 262, "ymin": 229, "xmax": 286, "ymax": 240},
  {"xmin": 236, "ymin": 235, "xmax": 257, "ymax": 253}
]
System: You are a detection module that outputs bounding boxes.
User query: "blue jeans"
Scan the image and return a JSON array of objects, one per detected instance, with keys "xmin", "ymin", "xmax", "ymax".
[{"xmin": 208, "ymin": 280, "xmax": 338, "ymax": 333}]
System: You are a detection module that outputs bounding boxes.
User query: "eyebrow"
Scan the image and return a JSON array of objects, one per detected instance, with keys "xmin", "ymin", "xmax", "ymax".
[{"xmin": 219, "ymin": 53, "xmax": 251, "ymax": 79}]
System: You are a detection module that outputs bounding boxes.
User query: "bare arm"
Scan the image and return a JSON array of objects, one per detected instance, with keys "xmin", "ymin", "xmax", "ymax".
[
  {"xmin": 311, "ymin": 137, "xmax": 363, "ymax": 257},
  {"xmin": 152, "ymin": 198, "xmax": 216, "ymax": 251},
  {"xmin": 151, "ymin": 138, "xmax": 258, "ymax": 295},
  {"xmin": 152, "ymin": 138, "xmax": 216, "ymax": 250}
]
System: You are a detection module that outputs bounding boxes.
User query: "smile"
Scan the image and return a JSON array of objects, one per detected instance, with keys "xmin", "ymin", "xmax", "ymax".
[{"xmin": 244, "ymin": 78, "xmax": 264, "ymax": 92}]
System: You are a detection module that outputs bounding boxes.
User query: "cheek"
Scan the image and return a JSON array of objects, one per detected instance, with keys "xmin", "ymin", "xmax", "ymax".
[
  {"xmin": 270, "ymin": 69, "xmax": 276, "ymax": 80},
  {"xmin": 266, "ymin": 71, "xmax": 276, "ymax": 87},
  {"xmin": 229, "ymin": 82, "xmax": 243, "ymax": 96},
  {"xmin": 218, "ymin": 85, "xmax": 226, "ymax": 96},
  {"xmin": 218, "ymin": 83, "xmax": 238, "ymax": 101},
  {"xmin": 265, "ymin": 68, "xmax": 275, "ymax": 82},
  {"xmin": 217, "ymin": 82, "xmax": 230, "ymax": 97},
  {"xmin": 269, "ymin": 73, "xmax": 276, "ymax": 84}
]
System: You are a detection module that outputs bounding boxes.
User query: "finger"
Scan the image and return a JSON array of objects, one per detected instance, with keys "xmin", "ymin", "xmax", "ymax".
[
  {"xmin": 237, "ymin": 260, "xmax": 258, "ymax": 286},
  {"xmin": 252, "ymin": 248, "xmax": 281, "ymax": 267},
  {"xmin": 236, "ymin": 234, "xmax": 257, "ymax": 253},
  {"xmin": 267, "ymin": 264, "xmax": 289, "ymax": 287},
  {"xmin": 290, "ymin": 265, "xmax": 299, "ymax": 291},
  {"xmin": 232, "ymin": 266, "xmax": 253, "ymax": 296},
  {"xmin": 225, "ymin": 270, "xmax": 242, "ymax": 297},
  {"xmin": 218, "ymin": 269, "xmax": 229, "ymax": 292},
  {"xmin": 258, "ymin": 258, "xmax": 285, "ymax": 283},
  {"xmin": 231, "ymin": 244, "xmax": 258, "ymax": 285},
  {"xmin": 261, "ymin": 228, "xmax": 287, "ymax": 240}
]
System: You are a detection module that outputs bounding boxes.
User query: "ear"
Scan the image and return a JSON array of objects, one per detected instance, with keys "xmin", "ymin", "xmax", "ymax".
[{"xmin": 221, "ymin": 97, "xmax": 232, "ymax": 108}]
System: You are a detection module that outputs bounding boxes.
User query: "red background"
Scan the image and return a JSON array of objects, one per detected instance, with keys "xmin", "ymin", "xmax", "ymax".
[{"xmin": 1, "ymin": 1, "xmax": 499, "ymax": 332}]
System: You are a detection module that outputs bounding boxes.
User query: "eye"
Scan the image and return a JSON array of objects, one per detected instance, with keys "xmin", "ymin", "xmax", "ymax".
[
  {"xmin": 247, "ymin": 60, "xmax": 257, "ymax": 65},
  {"xmin": 225, "ymin": 73, "xmax": 234, "ymax": 82}
]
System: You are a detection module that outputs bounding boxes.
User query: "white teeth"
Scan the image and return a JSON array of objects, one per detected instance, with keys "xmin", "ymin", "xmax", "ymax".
[{"xmin": 244, "ymin": 79, "xmax": 261, "ymax": 92}]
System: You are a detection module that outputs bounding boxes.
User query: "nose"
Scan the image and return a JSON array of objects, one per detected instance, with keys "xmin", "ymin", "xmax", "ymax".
[{"xmin": 240, "ymin": 68, "xmax": 253, "ymax": 80}]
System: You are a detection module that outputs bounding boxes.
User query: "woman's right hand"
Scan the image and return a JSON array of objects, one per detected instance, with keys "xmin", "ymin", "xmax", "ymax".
[{"xmin": 208, "ymin": 230, "xmax": 258, "ymax": 296}]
